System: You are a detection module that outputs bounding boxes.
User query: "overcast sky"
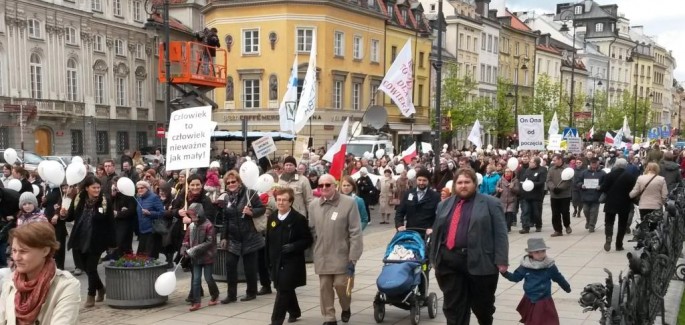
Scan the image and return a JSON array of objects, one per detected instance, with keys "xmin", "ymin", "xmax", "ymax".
[{"xmin": 494, "ymin": 0, "xmax": 685, "ymax": 82}]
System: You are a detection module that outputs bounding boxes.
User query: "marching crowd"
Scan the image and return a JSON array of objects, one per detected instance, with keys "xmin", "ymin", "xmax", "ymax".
[{"xmin": 0, "ymin": 142, "xmax": 682, "ymax": 325}]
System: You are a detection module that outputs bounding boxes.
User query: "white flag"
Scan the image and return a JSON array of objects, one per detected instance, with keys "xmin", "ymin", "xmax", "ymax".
[
  {"xmin": 293, "ymin": 35, "xmax": 317, "ymax": 134},
  {"xmin": 468, "ymin": 120, "xmax": 482, "ymax": 148},
  {"xmin": 279, "ymin": 55, "xmax": 299, "ymax": 133},
  {"xmin": 378, "ymin": 39, "xmax": 415, "ymax": 117},
  {"xmin": 548, "ymin": 112, "xmax": 559, "ymax": 136},
  {"xmin": 622, "ymin": 115, "xmax": 631, "ymax": 138}
]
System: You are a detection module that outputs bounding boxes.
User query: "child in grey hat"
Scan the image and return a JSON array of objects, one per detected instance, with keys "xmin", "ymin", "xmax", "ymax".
[
  {"xmin": 17, "ymin": 192, "xmax": 48, "ymax": 226},
  {"xmin": 500, "ymin": 238, "xmax": 571, "ymax": 325}
]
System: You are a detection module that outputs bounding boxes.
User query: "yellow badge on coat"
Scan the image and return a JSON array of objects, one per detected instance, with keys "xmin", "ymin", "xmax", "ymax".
[{"xmin": 271, "ymin": 221, "xmax": 277, "ymax": 228}]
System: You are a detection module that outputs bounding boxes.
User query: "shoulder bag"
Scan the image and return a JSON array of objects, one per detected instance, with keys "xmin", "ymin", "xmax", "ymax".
[{"xmin": 632, "ymin": 175, "xmax": 657, "ymax": 205}]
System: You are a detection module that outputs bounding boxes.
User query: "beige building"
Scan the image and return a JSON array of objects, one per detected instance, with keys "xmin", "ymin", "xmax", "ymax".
[{"xmin": 498, "ymin": 10, "xmax": 537, "ymax": 99}]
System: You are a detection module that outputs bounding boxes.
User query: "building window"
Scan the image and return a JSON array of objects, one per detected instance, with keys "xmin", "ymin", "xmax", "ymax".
[
  {"xmin": 481, "ymin": 33, "xmax": 486, "ymax": 50},
  {"xmin": 387, "ymin": 4, "xmax": 394, "ymax": 18},
  {"xmin": 370, "ymin": 83, "xmax": 379, "ymax": 105},
  {"xmin": 353, "ymin": 36, "xmax": 362, "ymax": 59},
  {"xmin": 494, "ymin": 37, "xmax": 498, "ymax": 53},
  {"xmin": 136, "ymin": 44, "xmax": 144, "ymax": 59},
  {"xmin": 94, "ymin": 35, "xmax": 104, "ymax": 52},
  {"xmin": 29, "ymin": 54, "xmax": 42, "ymax": 99},
  {"xmin": 487, "ymin": 35, "xmax": 493, "ymax": 52},
  {"xmin": 92, "ymin": 0, "xmax": 102, "ymax": 11},
  {"xmin": 242, "ymin": 29, "xmax": 259, "ymax": 54},
  {"xmin": 137, "ymin": 132, "xmax": 147, "ymax": 148},
  {"xmin": 116, "ymin": 77, "xmax": 126, "ymax": 106},
  {"xmin": 480, "ymin": 64, "xmax": 485, "ymax": 82},
  {"xmin": 96, "ymin": 131, "xmax": 109, "ymax": 155},
  {"xmin": 296, "ymin": 28, "xmax": 314, "ymax": 52},
  {"xmin": 418, "ymin": 84, "xmax": 423, "ymax": 106},
  {"xmin": 243, "ymin": 79, "xmax": 260, "ymax": 109},
  {"xmin": 430, "ymin": 4, "xmax": 435, "ymax": 11},
  {"xmin": 333, "ymin": 80, "xmax": 343, "ymax": 109},
  {"xmin": 515, "ymin": 42, "xmax": 519, "ymax": 55},
  {"xmin": 595, "ymin": 23, "xmax": 603, "ymax": 32},
  {"xmin": 113, "ymin": 0, "xmax": 122, "ymax": 16},
  {"xmin": 28, "ymin": 19, "xmax": 42, "ymax": 39},
  {"xmin": 116, "ymin": 131, "xmax": 129, "ymax": 154},
  {"xmin": 391, "ymin": 46, "xmax": 397, "ymax": 61},
  {"xmin": 334, "ymin": 31, "xmax": 344, "ymax": 56},
  {"xmin": 371, "ymin": 39, "xmax": 380, "ymax": 63},
  {"xmin": 65, "ymin": 27, "xmax": 78, "ymax": 45},
  {"xmin": 115, "ymin": 39, "xmax": 125, "ymax": 56},
  {"xmin": 94, "ymin": 74, "xmax": 105, "ymax": 104},
  {"xmin": 133, "ymin": 1, "xmax": 143, "ymax": 22},
  {"xmin": 0, "ymin": 128, "xmax": 8, "ymax": 149},
  {"xmin": 419, "ymin": 52, "xmax": 424, "ymax": 68},
  {"xmin": 352, "ymin": 82, "xmax": 361, "ymax": 110},
  {"xmin": 135, "ymin": 79, "xmax": 144, "ymax": 107},
  {"xmin": 71, "ymin": 130, "xmax": 84, "ymax": 155},
  {"xmin": 66, "ymin": 59, "xmax": 78, "ymax": 101}
]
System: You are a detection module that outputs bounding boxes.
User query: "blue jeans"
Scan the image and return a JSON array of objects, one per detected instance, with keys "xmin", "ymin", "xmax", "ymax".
[{"xmin": 192, "ymin": 263, "xmax": 220, "ymax": 303}]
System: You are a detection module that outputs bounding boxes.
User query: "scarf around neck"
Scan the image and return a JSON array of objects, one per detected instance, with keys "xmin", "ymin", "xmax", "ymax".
[{"xmin": 14, "ymin": 258, "xmax": 56, "ymax": 325}]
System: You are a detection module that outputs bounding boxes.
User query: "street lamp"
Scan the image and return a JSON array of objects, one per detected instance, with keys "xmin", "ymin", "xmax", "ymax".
[
  {"xmin": 432, "ymin": 0, "xmax": 444, "ymax": 169},
  {"xmin": 558, "ymin": 9, "xmax": 579, "ymax": 128},
  {"xmin": 586, "ymin": 76, "xmax": 603, "ymax": 128},
  {"xmin": 144, "ymin": 0, "xmax": 171, "ymax": 152},
  {"xmin": 506, "ymin": 56, "xmax": 528, "ymax": 136}
]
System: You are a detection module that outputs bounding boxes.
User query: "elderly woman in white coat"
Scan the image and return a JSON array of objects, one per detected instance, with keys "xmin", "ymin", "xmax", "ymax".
[{"xmin": 0, "ymin": 222, "xmax": 80, "ymax": 325}]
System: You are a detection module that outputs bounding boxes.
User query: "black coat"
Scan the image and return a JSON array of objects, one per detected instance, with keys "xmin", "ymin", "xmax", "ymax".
[
  {"xmin": 112, "ymin": 193, "xmax": 138, "ymax": 252},
  {"xmin": 520, "ymin": 166, "xmax": 547, "ymax": 200},
  {"xmin": 66, "ymin": 192, "xmax": 116, "ymax": 254},
  {"xmin": 394, "ymin": 187, "xmax": 440, "ymax": 231},
  {"xmin": 357, "ymin": 175, "xmax": 379, "ymax": 205},
  {"xmin": 0, "ymin": 189, "xmax": 19, "ymax": 242},
  {"xmin": 600, "ymin": 168, "xmax": 638, "ymax": 215},
  {"xmin": 43, "ymin": 188, "xmax": 67, "ymax": 241},
  {"xmin": 265, "ymin": 209, "xmax": 313, "ymax": 290},
  {"xmin": 18, "ymin": 178, "xmax": 33, "ymax": 195},
  {"xmin": 221, "ymin": 186, "xmax": 266, "ymax": 255}
]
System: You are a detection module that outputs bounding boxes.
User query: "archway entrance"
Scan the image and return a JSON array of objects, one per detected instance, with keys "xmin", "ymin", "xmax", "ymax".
[{"xmin": 34, "ymin": 128, "xmax": 52, "ymax": 156}]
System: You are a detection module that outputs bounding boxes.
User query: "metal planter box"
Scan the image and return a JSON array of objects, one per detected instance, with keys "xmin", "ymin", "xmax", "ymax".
[
  {"xmin": 105, "ymin": 263, "xmax": 168, "ymax": 309},
  {"xmin": 213, "ymin": 248, "xmax": 246, "ymax": 282}
]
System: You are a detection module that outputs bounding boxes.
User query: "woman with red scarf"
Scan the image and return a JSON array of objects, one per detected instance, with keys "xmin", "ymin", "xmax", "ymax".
[{"xmin": 0, "ymin": 222, "xmax": 80, "ymax": 324}]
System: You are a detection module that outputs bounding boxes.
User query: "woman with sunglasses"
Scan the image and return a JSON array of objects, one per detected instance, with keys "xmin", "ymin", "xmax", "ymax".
[
  {"xmin": 339, "ymin": 176, "xmax": 369, "ymax": 230},
  {"xmin": 218, "ymin": 170, "xmax": 265, "ymax": 304}
]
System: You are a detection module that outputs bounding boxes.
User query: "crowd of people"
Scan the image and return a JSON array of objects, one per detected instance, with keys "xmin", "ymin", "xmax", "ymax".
[{"xmin": 0, "ymin": 141, "xmax": 682, "ymax": 325}]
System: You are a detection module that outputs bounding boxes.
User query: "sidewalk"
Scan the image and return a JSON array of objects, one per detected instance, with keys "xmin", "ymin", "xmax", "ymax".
[{"xmin": 76, "ymin": 199, "xmax": 684, "ymax": 325}]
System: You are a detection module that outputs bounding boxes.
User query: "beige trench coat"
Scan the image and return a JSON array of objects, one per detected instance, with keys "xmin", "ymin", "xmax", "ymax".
[
  {"xmin": 379, "ymin": 177, "xmax": 396, "ymax": 215},
  {"xmin": 279, "ymin": 173, "xmax": 313, "ymax": 217},
  {"xmin": 308, "ymin": 192, "xmax": 364, "ymax": 274}
]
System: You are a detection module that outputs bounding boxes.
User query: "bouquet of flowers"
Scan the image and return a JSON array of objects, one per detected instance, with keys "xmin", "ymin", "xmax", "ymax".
[{"xmin": 109, "ymin": 253, "xmax": 161, "ymax": 268}]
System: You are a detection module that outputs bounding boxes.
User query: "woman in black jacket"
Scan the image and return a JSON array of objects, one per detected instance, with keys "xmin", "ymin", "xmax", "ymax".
[
  {"xmin": 11, "ymin": 166, "xmax": 33, "ymax": 194},
  {"xmin": 266, "ymin": 187, "xmax": 313, "ymax": 325},
  {"xmin": 62, "ymin": 175, "xmax": 115, "ymax": 308},
  {"xmin": 43, "ymin": 184, "xmax": 68, "ymax": 269},
  {"xmin": 219, "ymin": 170, "xmax": 265, "ymax": 304},
  {"xmin": 111, "ymin": 176, "xmax": 138, "ymax": 259}
]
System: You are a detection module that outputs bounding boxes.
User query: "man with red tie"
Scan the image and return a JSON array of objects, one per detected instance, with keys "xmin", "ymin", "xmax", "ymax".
[{"xmin": 428, "ymin": 168, "xmax": 509, "ymax": 325}]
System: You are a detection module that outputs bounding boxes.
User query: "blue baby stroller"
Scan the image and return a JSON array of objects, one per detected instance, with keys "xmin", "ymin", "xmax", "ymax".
[{"xmin": 373, "ymin": 230, "xmax": 438, "ymax": 324}]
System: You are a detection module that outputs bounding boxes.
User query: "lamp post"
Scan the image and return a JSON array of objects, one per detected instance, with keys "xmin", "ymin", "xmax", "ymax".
[
  {"xmin": 432, "ymin": 0, "xmax": 444, "ymax": 169},
  {"xmin": 506, "ymin": 56, "xmax": 528, "ymax": 136},
  {"xmin": 586, "ymin": 75, "xmax": 603, "ymax": 128},
  {"xmin": 144, "ymin": 0, "xmax": 171, "ymax": 152},
  {"xmin": 559, "ymin": 10, "xmax": 578, "ymax": 128}
]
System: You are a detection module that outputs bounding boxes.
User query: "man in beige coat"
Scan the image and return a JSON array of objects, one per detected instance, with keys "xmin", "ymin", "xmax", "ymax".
[
  {"xmin": 279, "ymin": 156, "xmax": 313, "ymax": 216},
  {"xmin": 309, "ymin": 174, "xmax": 363, "ymax": 325}
]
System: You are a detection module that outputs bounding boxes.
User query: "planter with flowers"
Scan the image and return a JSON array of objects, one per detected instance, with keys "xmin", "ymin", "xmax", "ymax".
[{"xmin": 105, "ymin": 254, "xmax": 168, "ymax": 309}]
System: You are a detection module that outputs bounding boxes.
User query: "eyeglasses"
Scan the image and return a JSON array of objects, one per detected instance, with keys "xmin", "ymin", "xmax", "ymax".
[
  {"xmin": 226, "ymin": 180, "xmax": 238, "ymax": 185},
  {"xmin": 136, "ymin": 187, "xmax": 146, "ymax": 190},
  {"xmin": 318, "ymin": 183, "xmax": 333, "ymax": 188}
]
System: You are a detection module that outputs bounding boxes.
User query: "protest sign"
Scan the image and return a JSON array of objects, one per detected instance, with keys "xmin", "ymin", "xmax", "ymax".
[
  {"xmin": 517, "ymin": 115, "xmax": 545, "ymax": 150},
  {"xmin": 166, "ymin": 106, "xmax": 212, "ymax": 171},
  {"xmin": 567, "ymin": 137, "xmax": 582, "ymax": 154},
  {"xmin": 252, "ymin": 136, "xmax": 277, "ymax": 159},
  {"xmin": 547, "ymin": 134, "xmax": 562, "ymax": 151}
]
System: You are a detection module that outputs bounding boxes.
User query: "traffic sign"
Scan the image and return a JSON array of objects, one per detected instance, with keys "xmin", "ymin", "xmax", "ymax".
[
  {"xmin": 562, "ymin": 127, "xmax": 578, "ymax": 139},
  {"xmin": 156, "ymin": 127, "xmax": 166, "ymax": 138}
]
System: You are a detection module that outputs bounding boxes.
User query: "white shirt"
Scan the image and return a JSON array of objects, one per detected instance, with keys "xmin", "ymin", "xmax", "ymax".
[{"xmin": 278, "ymin": 209, "xmax": 291, "ymax": 221}]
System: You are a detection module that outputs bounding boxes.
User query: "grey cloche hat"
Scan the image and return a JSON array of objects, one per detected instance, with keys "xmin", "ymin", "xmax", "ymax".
[{"xmin": 525, "ymin": 238, "xmax": 550, "ymax": 252}]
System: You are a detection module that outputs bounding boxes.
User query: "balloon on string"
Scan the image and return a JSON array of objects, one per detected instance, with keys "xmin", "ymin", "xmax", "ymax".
[
  {"xmin": 407, "ymin": 169, "xmax": 416, "ymax": 180},
  {"xmin": 487, "ymin": 144, "xmax": 493, "ymax": 150},
  {"xmin": 66, "ymin": 163, "xmax": 87, "ymax": 185},
  {"xmin": 561, "ymin": 167, "xmax": 575, "ymax": 181},
  {"xmin": 253, "ymin": 174, "xmax": 275, "ymax": 193},
  {"xmin": 116, "ymin": 177, "xmax": 136, "ymax": 197},
  {"xmin": 7, "ymin": 179, "xmax": 21, "ymax": 192},
  {"xmin": 506, "ymin": 157, "xmax": 519, "ymax": 171},
  {"xmin": 32, "ymin": 184, "xmax": 40, "ymax": 197},
  {"xmin": 154, "ymin": 271, "xmax": 177, "ymax": 296},
  {"xmin": 395, "ymin": 164, "xmax": 405, "ymax": 174},
  {"xmin": 239, "ymin": 161, "xmax": 260, "ymax": 189},
  {"xmin": 375, "ymin": 149, "xmax": 385, "ymax": 159},
  {"xmin": 37, "ymin": 160, "xmax": 49, "ymax": 180},
  {"xmin": 522, "ymin": 180, "xmax": 534, "ymax": 192},
  {"xmin": 71, "ymin": 156, "xmax": 84, "ymax": 166},
  {"xmin": 43, "ymin": 161, "xmax": 65, "ymax": 187},
  {"xmin": 445, "ymin": 180, "xmax": 453, "ymax": 192},
  {"xmin": 3, "ymin": 148, "xmax": 17, "ymax": 165},
  {"xmin": 443, "ymin": 144, "xmax": 448, "ymax": 149},
  {"xmin": 476, "ymin": 173, "xmax": 483, "ymax": 185}
]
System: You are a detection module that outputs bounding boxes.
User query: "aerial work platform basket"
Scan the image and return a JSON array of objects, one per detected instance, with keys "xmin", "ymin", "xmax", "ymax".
[{"xmin": 158, "ymin": 41, "xmax": 227, "ymax": 89}]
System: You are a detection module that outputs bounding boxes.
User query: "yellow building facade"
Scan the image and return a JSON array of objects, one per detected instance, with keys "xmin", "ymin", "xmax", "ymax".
[{"xmin": 498, "ymin": 11, "xmax": 537, "ymax": 99}]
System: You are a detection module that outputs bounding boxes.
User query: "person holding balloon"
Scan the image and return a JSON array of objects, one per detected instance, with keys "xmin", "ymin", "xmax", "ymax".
[
  {"xmin": 111, "ymin": 177, "xmax": 139, "ymax": 259},
  {"xmin": 1, "ymin": 163, "xmax": 13, "ymax": 188},
  {"xmin": 43, "ymin": 183, "xmax": 68, "ymax": 270},
  {"xmin": 135, "ymin": 180, "xmax": 166, "ymax": 259},
  {"xmin": 11, "ymin": 166, "xmax": 33, "ymax": 195},
  {"xmin": 545, "ymin": 154, "xmax": 574, "ymax": 237},
  {"xmin": 183, "ymin": 202, "xmax": 220, "ymax": 311}
]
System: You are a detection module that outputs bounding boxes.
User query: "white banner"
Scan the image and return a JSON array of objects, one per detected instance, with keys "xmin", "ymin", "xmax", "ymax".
[
  {"xmin": 567, "ymin": 137, "xmax": 582, "ymax": 154},
  {"xmin": 251, "ymin": 136, "xmax": 277, "ymax": 159},
  {"xmin": 517, "ymin": 115, "xmax": 545, "ymax": 150},
  {"xmin": 378, "ymin": 39, "xmax": 415, "ymax": 117},
  {"xmin": 547, "ymin": 134, "xmax": 562, "ymax": 151},
  {"xmin": 293, "ymin": 36, "xmax": 317, "ymax": 134},
  {"xmin": 166, "ymin": 106, "xmax": 212, "ymax": 170}
]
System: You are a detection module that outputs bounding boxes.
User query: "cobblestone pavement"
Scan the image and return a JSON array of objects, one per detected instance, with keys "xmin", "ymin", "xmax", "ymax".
[{"xmin": 69, "ymin": 199, "xmax": 683, "ymax": 325}]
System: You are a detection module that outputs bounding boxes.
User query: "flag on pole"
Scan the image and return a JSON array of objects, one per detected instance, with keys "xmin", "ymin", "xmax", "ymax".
[
  {"xmin": 322, "ymin": 118, "xmax": 349, "ymax": 180},
  {"xmin": 622, "ymin": 116, "xmax": 631, "ymax": 139},
  {"xmin": 378, "ymin": 39, "xmax": 415, "ymax": 117},
  {"xmin": 293, "ymin": 35, "xmax": 317, "ymax": 134},
  {"xmin": 468, "ymin": 120, "xmax": 483, "ymax": 148},
  {"xmin": 401, "ymin": 142, "xmax": 417, "ymax": 164},
  {"xmin": 587, "ymin": 126, "xmax": 595, "ymax": 140},
  {"xmin": 614, "ymin": 129, "xmax": 624, "ymax": 148},
  {"xmin": 548, "ymin": 112, "xmax": 559, "ymax": 136},
  {"xmin": 604, "ymin": 132, "xmax": 614, "ymax": 145},
  {"xmin": 279, "ymin": 55, "xmax": 299, "ymax": 133}
]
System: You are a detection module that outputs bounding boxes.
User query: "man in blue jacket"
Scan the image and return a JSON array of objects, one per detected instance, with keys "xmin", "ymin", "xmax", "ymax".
[{"xmin": 136, "ymin": 181, "xmax": 165, "ymax": 258}]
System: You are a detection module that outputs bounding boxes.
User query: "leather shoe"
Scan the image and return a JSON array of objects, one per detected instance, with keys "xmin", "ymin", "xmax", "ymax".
[
  {"xmin": 240, "ymin": 295, "xmax": 256, "ymax": 302},
  {"xmin": 257, "ymin": 286, "xmax": 273, "ymax": 295},
  {"xmin": 220, "ymin": 296, "xmax": 237, "ymax": 304},
  {"xmin": 535, "ymin": 227, "xmax": 542, "ymax": 232},
  {"xmin": 519, "ymin": 228, "xmax": 530, "ymax": 234},
  {"xmin": 550, "ymin": 232, "xmax": 563, "ymax": 237},
  {"xmin": 288, "ymin": 316, "xmax": 299, "ymax": 323},
  {"xmin": 341, "ymin": 309, "xmax": 351, "ymax": 323},
  {"xmin": 566, "ymin": 226, "xmax": 572, "ymax": 234},
  {"xmin": 322, "ymin": 322, "xmax": 338, "ymax": 325}
]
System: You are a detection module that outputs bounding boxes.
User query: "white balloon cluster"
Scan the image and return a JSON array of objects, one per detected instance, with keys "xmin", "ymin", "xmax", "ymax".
[
  {"xmin": 117, "ymin": 177, "xmax": 136, "ymax": 197},
  {"xmin": 239, "ymin": 161, "xmax": 275, "ymax": 193},
  {"xmin": 65, "ymin": 158, "xmax": 87, "ymax": 186},
  {"xmin": 3, "ymin": 148, "xmax": 18, "ymax": 165},
  {"xmin": 37, "ymin": 160, "xmax": 65, "ymax": 187}
]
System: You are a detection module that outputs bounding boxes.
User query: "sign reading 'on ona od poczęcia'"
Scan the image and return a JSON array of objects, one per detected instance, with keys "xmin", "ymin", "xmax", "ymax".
[
  {"xmin": 517, "ymin": 115, "xmax": 545, "ymax": 150},
  {"xmin": 166, "ymin": 106, "xmax": 213, "ymax": 171}
]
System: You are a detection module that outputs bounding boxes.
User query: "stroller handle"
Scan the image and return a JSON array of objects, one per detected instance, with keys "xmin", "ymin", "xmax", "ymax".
[{"xmin": 398, "ymin": 227, "xmax": 432, "ymax": 243}]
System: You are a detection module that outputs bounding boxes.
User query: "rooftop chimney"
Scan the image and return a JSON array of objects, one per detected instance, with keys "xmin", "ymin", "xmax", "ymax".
[
  {"xmin": 631, "ymin": 25, "xmax": 644, "ymax": 35},
  {"xmin": 475, "ymin": 0, "xmax": 491, "ymax": 17}
]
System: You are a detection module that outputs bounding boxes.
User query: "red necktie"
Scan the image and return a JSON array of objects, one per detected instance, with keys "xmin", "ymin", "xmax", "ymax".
[{"xmin": 445, "ymin": 200, "xmax": 464, "ymax": 250}]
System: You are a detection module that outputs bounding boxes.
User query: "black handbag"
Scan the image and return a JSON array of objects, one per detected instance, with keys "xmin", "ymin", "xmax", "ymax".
[{"xmin": 152, "ymin": 218, "xmax": 170, "ymax": 235}]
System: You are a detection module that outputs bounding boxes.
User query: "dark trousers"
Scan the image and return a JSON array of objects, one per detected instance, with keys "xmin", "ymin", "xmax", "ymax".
[
  {"xmin": 550, "ymin": 197, "xmax": 571, "ymax": 233},
  {"xmin": 114, "ymin": 220, "xmax": 134, "ymax": 258},
  {"xmin": 226, "ymin": 251, "xmax": 258, "ymax": 298},
  {"xmin": 521, "ymin": 199, "xmax": 542, "ymax": 230},
  {"xmin": 436, "ymin": 251, "xmax": 498, "ymax": 325},
  {"xmin": 271, "ymin": 289, "xmax": 301, "ymax": 324},
  {"xmin": 605, "ymin": 212, "xmax": 629, "ymax": 248},
  {"xmin": 55, "ymin": 235, "xmax": 67, "ymax": 270},
  {"xmin": 191, "ymin": 263, "xmax": 219, "ymax": 303},
  {"xmin": 258, "ymin": 246, "xmax": 271, "ymax": 288},
  {"xmin": 505, "ymin": 212, "xmax": 515, "ymax": 231},
  {"xmin": 77, "ymin": 249, "xmax": 105, "ymax": 296},
  {"xmin": 137, "ymin": 233, "xmax": 161, "ymax": 259},
  {"xmin": 72, "ymin": 248, "xmax": 84, "ymax": 270}
]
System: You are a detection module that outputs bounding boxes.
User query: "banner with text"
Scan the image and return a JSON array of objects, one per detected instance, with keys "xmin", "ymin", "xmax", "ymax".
[
  {"xmin": 517, "ymin": 115, "xmax": 545, "ymax": 150},
  {"xmin": 166, "ymin": 106, "xmax": 212, "ymax": 171},
  {"xmin": 547, "ymin": 134, "xmax": 562, "ymax": 151},
  {"xmin": 252, "ymin": 136, "xmax": 278, "ymax": 159},
  {"xmin": 567, "ymin": 137, "xmax": 582, "ymax": 154}
]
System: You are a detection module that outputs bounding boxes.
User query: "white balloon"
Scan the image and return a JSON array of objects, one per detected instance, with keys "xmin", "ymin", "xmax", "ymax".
[
  {"xmin": 32, "ymin": 184, "xmax": 40, "ymax": 196},
  {"xmin": 253, "ymin": 174, "xmax": 275, "ymax": 193},
  {"xmin": 443, "ymin": 144, "xmax": 448, "ymax": 149},
  {"xmin": 71, "ymin": 156, "xmax": 84, "ymax": 166},
  {"xmin": 487, "ymin": 144, "xmax": 493, "ymax": 150},
  {"xmin": 395, "ymin": 164, "xmax": 405, "ymax": 174},
  {"xmin": 239, "ymin": 161, "xmax": 260, "ymax": 189},
  {"xmin": 245, "ymin": 156, "xmax": 252, "ymax": 161},
  {"xmin": 375, "ymin": 149, "xmax": 385, "ymax": 159},
  {"xmin": 3, "ymin": 148, "xmax": 17, "ymax": 165},
  {"xmin": 506, "ymin": 157, "xmax": 519, "ymax": 171},
  {"xmin": 603, "ymin": 168, "xmax": 611, "ymax": 174},
  {"xmin": 561, "ymin": 167, "xmax": 575, "ymax": 181},
  {"xmin": 407, "ymin": 169, "xmax": 417, "ymax": 180},
  {"xmin": 445, "ymin": 180, "xmax": 453, "ymax": 192},
  {"xmin": 37, "ymin": 161, "xmax": 49, "ymax": 180},
  {"xmin": 154, "ymin": 271, "xmax": 177, "ymax": 296},
  {"xmin": 476, "ymin": 173, "xmax": 483, "ymax": 185},
  {"xmin": 522, "ymin": 180, "xmax": 534, "ymax": 192},
  {"xmin": 631, "ymin": 143, "xmax": 640, "ymax": 151},
  {"xmin": 43, "ymin": 161, "xmax": 65, "ymax": 186},
  {"xmin": 116, "ymin": 177, "xmax": 136, "ymax": 197},
  {"xmin": 65, "ymin": 163, "xmax": 87, "ymax": 186},
  {"xmin": 7, "ymin": 179, "xmax": 21, "ymax": 192},
  {"xmin": 210, "ymin": 160, "xmax": 221, "ymax": 169},
  {"xmin": 476, "ymin": 148, "xmax": 484, "ymax": 154}
]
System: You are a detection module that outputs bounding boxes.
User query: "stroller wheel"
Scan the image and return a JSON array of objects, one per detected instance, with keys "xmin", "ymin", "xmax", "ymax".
[
  {"xmin": 410, "ymin": 301, "xmax": 421, "ymax": 325},
  {"xmin": 427, "ymin": 293, "xmax": 438, "ymax": 319},
  {"xmin": 373, "ymin": 303, "xmax": 385, "ymax": 323}
]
